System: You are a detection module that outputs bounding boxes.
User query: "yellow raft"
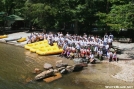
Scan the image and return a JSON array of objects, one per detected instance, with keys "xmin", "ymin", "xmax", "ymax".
[
  {"xmin": 0, "ymin": 35, "xmax": 8, "ymax": 39},
  {"xmin": 24, "ymin": 40, "xmax": 63, "ymax": 55},
  {"xmin": 17, "ymin": 37, "xmax": 26, "ymax": 42}
]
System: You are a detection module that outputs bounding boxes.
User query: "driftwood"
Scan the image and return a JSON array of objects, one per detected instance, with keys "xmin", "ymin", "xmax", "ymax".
[
  {"xmin": 34, "ymin": 69, "xmax": 54, "ymax": 81},
  {"xmin": 43, "ymin": 73, "xmax": 62, "ymax": 83}
]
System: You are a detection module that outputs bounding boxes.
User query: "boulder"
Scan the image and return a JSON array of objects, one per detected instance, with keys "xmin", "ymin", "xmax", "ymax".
[
  {"xmin": 56, "ymin": 63, "xmax": 68, "ymax": 68},
  {"xmin": 66, "ymin": 66, "xmax": 74, "ymax": 73},
  {"xmin": 79, "ymin": 63, "xmax": 88, "ymax": 67},
  {"xmin": 56, "ymin": 60, "xmax": 63, "ymax": 64},
  {"xmin": 60, "ymin": 69, "xmax": 68, "ymax": 74},
  {"xmin": 73, "ymin": 64, "xmax": 84, "ymax": 72},
  {"xmin": 73, "ymin": 58, "xmax": 82, "ymax": 64},
  {"xmin": 58, "ymin": 67, "xmax": 65, "ymax": 71},
  {"xmin": 44, "ymin": 63, "xmax": 53, "ymax": 70},
  {"xmin": 54, "ymin": 69, "xmax": 59, "ymax": 73},
  {"xmin": 33, "ymin": 68, "xmax": 42, "ymax": 74},
  {"xmin": 34, "ymin": 69, "xmax": 54, "ymax": 81},
  {"xmin": 90, "ymin": 59, "xmax": 96, "ymax": 64}
]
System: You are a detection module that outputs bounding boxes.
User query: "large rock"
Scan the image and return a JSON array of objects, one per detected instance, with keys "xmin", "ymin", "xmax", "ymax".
[
  {"xmin": 66, "ymin": 66, "xmax": 74, "ymax": 73},
  {"xmin": 53, "ymin": 69, "xmax": 59, "ymax": 73},
  {"xmin": 73, "ymin": 58, "xmax": 82, "ymax": 64},
  {"xmin": 56, "ymin": 60, "xmax": 63, "ymax": 64},
  {"xmin": 73, "ymin": 64, "xmax": 84, "ymax": 72},
  {"xmin": 58, "ymin": 67, "xmax": 65, "ymax": 71},
  {"xmin": 56, "ymin": 63, "xmax": 68, "ymax": 68},
  {"xmin": 60, "ymin": 69, "xmax": 68, "ymax": 74},
  {"xmin": 44, "ymin": 63, "xmax": 53, "ymax": 70},
  {"xmin": 33, "ymin": 68, "xmax": 42, "ymax": 74},
  {"xmin": 34, "ymin": 69, "xmax": 54, "ymax": 81}
]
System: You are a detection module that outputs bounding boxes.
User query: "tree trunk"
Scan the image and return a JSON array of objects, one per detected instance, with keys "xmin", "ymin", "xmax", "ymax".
[{"xmin": 74, "ymin": 21, "xmax": 78, "ymax": 34}]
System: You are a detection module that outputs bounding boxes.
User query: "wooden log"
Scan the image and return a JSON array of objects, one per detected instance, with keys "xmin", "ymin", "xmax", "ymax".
[
  {"xmin": 34, "ymin": 69, "xmax": 54, "ymax": 81},
  {"xmin": 43, "ymin": 73, "xmax": 62, "ymax": 83}
]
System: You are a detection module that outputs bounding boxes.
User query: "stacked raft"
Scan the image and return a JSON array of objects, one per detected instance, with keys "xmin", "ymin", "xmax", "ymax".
[
  {"xmin": 24, "ymin": 40, "xmax": 63, "ymax": 55},
  {"xmin": 0, "ymin": 35, "xmax": 8, "ymax": 39}
]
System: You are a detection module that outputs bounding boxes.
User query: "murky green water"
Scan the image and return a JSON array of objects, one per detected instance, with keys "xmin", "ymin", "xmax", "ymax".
[{"xmin": 0, "ymin": 43, "xmax": 133, "ymax": 89}]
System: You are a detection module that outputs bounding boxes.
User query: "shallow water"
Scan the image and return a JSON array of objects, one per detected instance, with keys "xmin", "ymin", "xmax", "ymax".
[{"xmin": 0, "ymin": 43, "xmax": 133, "ymax": 89}]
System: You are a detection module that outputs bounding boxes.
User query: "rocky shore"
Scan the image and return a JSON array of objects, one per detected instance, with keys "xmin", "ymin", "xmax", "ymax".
[
  {"xmin": 109, "ymin": 42, "xmax": 134, "ymax": 82},
  {"xmin": 111, "ymin": 61, "xmax": 134, "ymax": 82},
  {"xmin": 0, "ymin": 32, "xmax": 30, "ymax": 47},
  {"xmin": 0, "ymin": 32, "xmax": 134, "ymax": 83}
]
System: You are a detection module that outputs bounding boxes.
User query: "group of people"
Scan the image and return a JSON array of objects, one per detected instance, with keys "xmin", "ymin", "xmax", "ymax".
[
  {"xmin": 27, "ymin": 31, "xmax": 118, "ymax": 63},
  {"xmin": 27, "ymin": 32, "xmax": 44, "ymax": 44}
]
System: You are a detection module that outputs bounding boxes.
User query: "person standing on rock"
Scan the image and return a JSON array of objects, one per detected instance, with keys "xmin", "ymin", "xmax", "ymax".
[
  {"xmin": 108, "ymin": 36, "xmax": 113, "ymax": 48},
  {"xmin": 109, "ymin": 33, "xmax": 114, "ymax": 39}
]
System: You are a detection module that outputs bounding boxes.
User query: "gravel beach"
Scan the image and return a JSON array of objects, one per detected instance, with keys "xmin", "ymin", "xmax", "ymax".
[{"xmin": 0, "ymin": 32, "xmax": 134, "ymax": 82}]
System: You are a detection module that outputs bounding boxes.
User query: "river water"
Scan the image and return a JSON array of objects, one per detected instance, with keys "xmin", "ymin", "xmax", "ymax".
[{"xmin": 0, "ymin": 43, "xmax": 133, "ymax": 89}]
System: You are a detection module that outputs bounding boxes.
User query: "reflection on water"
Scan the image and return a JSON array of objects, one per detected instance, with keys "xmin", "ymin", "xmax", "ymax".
[{"xmin": 0, "ymin": 43, "xmax": 133, "ymax": 89}]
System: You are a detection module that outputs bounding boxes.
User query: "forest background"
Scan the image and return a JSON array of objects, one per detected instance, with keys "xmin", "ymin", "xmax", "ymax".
[{"xmin": 0, "ymin": 0, "xmax": 134, "ymax": 38}]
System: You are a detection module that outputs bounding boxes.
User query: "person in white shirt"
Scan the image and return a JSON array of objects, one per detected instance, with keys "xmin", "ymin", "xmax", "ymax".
[
  {"xmin": 99, "ymin": 41, "xmax": 104, "ymax": 49},
  {"xmin": 108, "ymin": 36, "xmax": 113, "ymax": 48},
  {"xmin": 75, "ymin": 43, "xmax": 81, "ymax": 58},
  {"xmin": 109, "ymin": 33, "xmax": 114, "ymax": 39},
  {"xmin": 107, "ymin": 50, "xmax": 113, "ymax": 62},
  {"xmin": 89, "ymin": 52, "xmax": 95, "ymax": 64},
  {"xmin": 103, "ymin": 37, "xmax": 108, "ymax": 45},
  {"xmin": 66, "ymin": 32, "xmax": 70, "ymax": 37},
  {"xmin": 104, "ymin": 33, "xmax": 108, "ymax": 39},
  {"xmin": 112, "ymin": 51, "xmax": 118, "ymax": 62},
  {"xmin": 105, "ymin": 43, "xmax": 109, "ymax": 51},
  {"xmin": 97, "ymin": 49, "xmax": 103, "ymax": 60},
  {"xmin": 94, "ymin": 41, "xmax": 98, "ymax": 54}
]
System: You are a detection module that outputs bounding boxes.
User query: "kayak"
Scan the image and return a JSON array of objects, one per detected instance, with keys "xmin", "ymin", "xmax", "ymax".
[
  {"xmin": 0, "ymin": 35, "xmax": 8, "ymax": 39},
  {"xmin": 5, "ymin": 37, "xmax": 22, "ymax": 42},
  {"xmin": 17, "ymin": 37, "xmax": 26, "ymax": 42}
]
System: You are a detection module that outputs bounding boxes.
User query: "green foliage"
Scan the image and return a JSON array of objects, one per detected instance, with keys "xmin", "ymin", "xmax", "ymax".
[
  {"xmin": 106, "ymin": 2, "xmax": 134, "ymax": 30},
  {"xmin": 0, "ymin": 0, "xmax": 134, "ymax": 32}
]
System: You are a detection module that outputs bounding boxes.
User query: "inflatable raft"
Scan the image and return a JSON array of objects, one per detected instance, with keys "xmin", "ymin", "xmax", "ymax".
[
  {"xmin": 24, "ymin": 40, "xmax": 63, "ymax": 55},
  {"xmin": 0, "ymin": 35, "xmax": 8, "ymax": 39}
]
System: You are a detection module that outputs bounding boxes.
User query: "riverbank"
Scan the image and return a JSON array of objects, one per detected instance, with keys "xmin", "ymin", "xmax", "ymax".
[
  {"xmin": 0, "ymin": 32, "xmax": 30, "ymax": 47},
  {"xmin": 0, "ymin": 31, "xmax": 134, "ymax": 83}
]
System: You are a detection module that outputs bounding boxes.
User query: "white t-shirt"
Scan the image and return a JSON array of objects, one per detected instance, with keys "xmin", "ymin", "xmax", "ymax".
[
  {"xmin": 90, "ymin": 54, "xmax": 94, "ymax": 59},
  {"xmin": 107, "ymin": 52, "xmax": 113, "ymax": 58},
  {"xmin": 108, "ymin": 38, "xmax": 113, "ymax": 43},
  {"xmin": 105, "ymin": 44, "xmax": 109, "ymax": 50},
  {"xmin": 99, "ymin": 43, "xmax": 103, "ymax": 48},
  {"xmin": 104, "ymin": 38, "xmax": 108, "ymax": 42},
  {"xmin": 98, "ymin": 50, "xmax": 103, "ymax": 55}
]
